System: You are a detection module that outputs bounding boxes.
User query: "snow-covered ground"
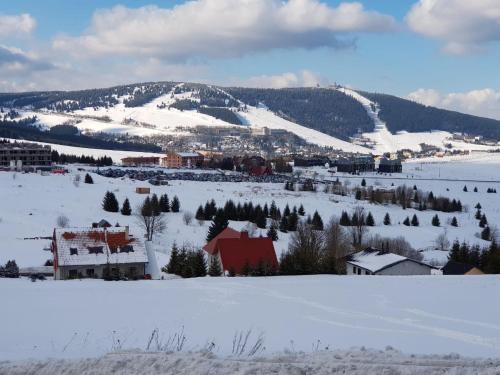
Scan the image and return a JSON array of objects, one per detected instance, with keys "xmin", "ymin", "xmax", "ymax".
[
  {"xmin": 2, "ymin": 275, "xmax": 500, "ymax": 361},
  {"xmin": 2, "ymin": 348, "xmax": 499, "ymax": 374}
]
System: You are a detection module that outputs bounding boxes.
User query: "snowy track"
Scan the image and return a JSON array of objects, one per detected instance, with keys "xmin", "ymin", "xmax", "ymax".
[{"xmin": 2, "ymin": 349, "xmax": 499, "ymax": 374}]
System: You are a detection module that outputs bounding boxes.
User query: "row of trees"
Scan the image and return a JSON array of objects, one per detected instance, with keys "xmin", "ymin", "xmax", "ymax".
[
  {"xmin": 449, "ymin": 240, "xmax": 500, "ymax": 273},
  {"xmin": 102, "ymin": 192, "xmax": 180, "ymax": 216},
  {"xmin": 0, "ymin": 260, "xmax": 19, "ymax": 278},
  {"xmin": 51, "ymin": 150, "xmax": 113, "ymax": 166}
]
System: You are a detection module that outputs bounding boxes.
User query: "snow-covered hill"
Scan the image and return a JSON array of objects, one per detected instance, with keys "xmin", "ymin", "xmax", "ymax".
[
  {"xmin": 6, "ymin": 82, "xmax": 499, "ymax": 154},
  {"xmin": 17, "ymin": 84, "xmax": 370, "ymax": 153},
  {"xmin": 337, "ymin": 87, "xmax": 498, "ymax": 154}
]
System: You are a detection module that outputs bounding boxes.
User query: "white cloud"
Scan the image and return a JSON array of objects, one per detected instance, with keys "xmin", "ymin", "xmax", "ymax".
[
  {"xmin": 52, "ymin": 0, "xmax": 396, "ymax": 60},
  {"xmin": 0, "ymin": 14, "xmax": 36, "ymax": 38},
  {"xmin": 408, "ymin": 88, "xmax": 500, "ymax": 120},
  {"xmin": 235, "ymin": 70, "xmax": 328, "ymax": 88},
  {"xmin": 406, "ymin": 0, "xmax": 500, "ymax": 54}
]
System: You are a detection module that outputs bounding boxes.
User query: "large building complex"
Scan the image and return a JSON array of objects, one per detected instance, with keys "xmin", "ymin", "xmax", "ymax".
[{"xmin": 0, "ymin": 142, "xmax": 52, "ymax": 168}]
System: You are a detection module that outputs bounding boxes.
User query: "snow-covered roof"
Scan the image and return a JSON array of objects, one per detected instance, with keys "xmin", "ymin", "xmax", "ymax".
[
  {"xmin": 53, "ymin": 227, "xmax": 148, "ymax": 267},
  {"xmin": 176, "ymin": 152, "xmax": 201, "ymax": 158},
  {"xmin": 347, "ymin": 248, "xmax": 410, "ymax": 273}
]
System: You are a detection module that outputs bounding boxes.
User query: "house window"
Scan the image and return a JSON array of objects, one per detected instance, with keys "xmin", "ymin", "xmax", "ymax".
[
  {"xmin": 120, "ymin": 245, "xmax": 134, "ymax": 253},
  {"xmin": 70, "ymin": 247, "xmax": 78, "ymax": 255},
  {"xmin": 87, "ymin": 246, "xmax": 104, "ymax": 254},
  {"xmin": 86, "ymin": 268, "xmax": 95, "ymax": 277},
  {"xmin": 357, "ymin": 268, "xmax": 361, "ymax": 275},
  {"xmin": 352, "ymin": 266, "xmax": 357, "ymax": 274},
  {"xmin": 365, "ymin": 270, "xmax": 370, "ymax": 275},
  {"xmin": 68, "ymin": 269, "xmax": 78, "ymax": 278}
]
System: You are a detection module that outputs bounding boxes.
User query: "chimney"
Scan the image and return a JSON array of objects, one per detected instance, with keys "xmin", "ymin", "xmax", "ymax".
[
  {"xmin": 124, "ymin": 225, "xmax": 129, "ymax": 240},
  {"xmin": 240, "ymin": 231, "xmax": 249, "ymax": 239}
]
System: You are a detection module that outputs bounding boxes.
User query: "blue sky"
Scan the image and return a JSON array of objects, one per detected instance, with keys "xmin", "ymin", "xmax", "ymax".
[{"xmin": 0, "ymin": 0, "xmax": 499, "ymax": 119}]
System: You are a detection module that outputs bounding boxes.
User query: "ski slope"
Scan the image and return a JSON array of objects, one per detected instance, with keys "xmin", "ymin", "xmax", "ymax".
[{"xmin": 337, "ymin": 87, "xmax": 498, "ymax": 154}]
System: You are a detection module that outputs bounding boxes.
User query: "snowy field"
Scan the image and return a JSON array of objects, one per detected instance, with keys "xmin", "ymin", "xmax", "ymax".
[{"xmin": 2, "ymin": 275, "xmax": 500, "ymax": 361}]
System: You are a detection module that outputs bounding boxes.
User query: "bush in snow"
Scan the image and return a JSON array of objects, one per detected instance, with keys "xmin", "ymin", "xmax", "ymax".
[
  {"xmin": 56, "ymin": 214, "xmax": 70, "ymax": 228},
  {"xmin": 84, "ymin": 173, "xmax": 94, "ymax": 184},
  {"xmin": 183, "ymin": 211, "xmax": 194, "ymax": 226}
]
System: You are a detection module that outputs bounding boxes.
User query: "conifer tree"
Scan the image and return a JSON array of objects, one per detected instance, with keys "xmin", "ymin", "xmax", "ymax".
[
  {"xmin": 84, "ymin": 173, "xmax": 94, "ymax": 184},
  {"xmin": 411, "ymin": 214, "xmax": 419, "ymax": 227},
  {"xmin": 449, "ymin": 240, "xmax": 460, "ymax": 261},
  {"xmin": 279, "ymin": 215, "xmax": 288, "ymax": 233},
  {"xmin": 481, "ymin": 226, "xmax": 491, "ymax": 241},
  {"xmin": 475, "ymin": 209, "xmax": 482, "ymax": 220},
  {"xmin": 475, "ymin": 203, "xmax": 482, "ymax": 210},
  {"xmin": 195, "ymin": 205, "xmax": 205, "ymax": 221},
  {"xmin": 383, "ymin": 213, "xmax": 391, "ymax": 226},
  {"xmin": 355, "ymin": 189, "xmax": 362, "ymax": 200},
  {"xmin": 208, "ymin": 257, "xmax": 222, "ymax": 276},
  {"xmin": 171, "ymin": 196, "xmax": 180, "ymax": 212},
  {"xmin": 159, "ymin": 194, "xmax": 170, "ymax": 212},
  {"xmin": 102, "ymin": 191, "xmax": 119, "ymax": 212},
  {"xmin": 432, "ymin": 214, "xmax": 440, "ymax": 227},
  {"xmin": 361, "ymin": 178, "xmax": 366, "ymax": 187},
  {"xmin": 284, "ymin": 204, "xmax": 291, "ymax": 217},
  {"xmin": 269, "ymin": 201, "xmax": 278, "ymax": 220},
  {"xmin": 255, "ymin": 209, "xmax": 267, "ymax": 229},
  {"xmin": 267, "ymin": 222, "xmax": 278, "ymax": 241},
  {"xmin": 403, "ymin": 217, "xmax": 410, "ymax": 226},
  {"xmin": 479, "ymin": 214, "xmax": 488, "ymax": 228},
  {"xmin": 166, "ymin": 243, "xmax": 181, "ymax": 275},
  {"xmin": 311, "ymin": 211, "xmax": 324, "ymax": 230},
  {"xmin": 263, "ymin": 203, "xmax": 269, "ymax": 218},
  {"xmin": 306, "ymin": 215, "xmax": 312, "ymax": 225},
  {"xmin": 298, "ymin": 204, "xmax": 305, "ymax": 216},
  {"xmin": 339, "ymin": 211, "xmax": 351, "ymax": 226},
  {"xmin": 366, "ymin": 212, "xmax": 375, "ymax": 226},
  {"xmin": 192, "ymin": 250, "xmax": 207, "ymax": 277},
  {"xmin": 206, "ymin": 209, "xmax": 229, "ymax": 242},
  {"xmin": 120, "ymin": 198, "xmax": 132, "ymax": 216},
  {"xmin": 474, "ymin": 187, "xmax": 478, "ymax": 192},
  {"xmin": 463, "ymin": 185, "xmax": 468, "ymax": 192},
  {"xmin": 451, "ymin": 216, "xmax": 458, "ymax": 227},
  {"xmin": 288, "ymin": 212, "xmax": 299, "ymax": 231},
  {"xmin": 150, "ymin": 194, "xmax": 161, "ymax": 216}
]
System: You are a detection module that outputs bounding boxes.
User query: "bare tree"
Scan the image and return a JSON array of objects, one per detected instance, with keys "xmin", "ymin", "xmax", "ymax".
[
  {"xmin": 350, "ymin": 206, "xmax": 368, "ymax": 250},
  {"xmin": 323, "ymin": 218, "xmax": 351, "ymax": 273},
  {"xmin": 136, "ymin": 197, "xmax": 166, "ymax": 241},
  {"xmin": 435, "ymin": 232, "xmax": 450, "ymax": 251},
  {"xmin": 56, "ymin": 215, "xmax": 70, "ymax": 228},
  {"xmin": 183, "ymin": 211, "xmax": 194, "ymax": 226},
  {"xmin": 73, "ymin": 174, "xmax": 81, "ymax": 187}
]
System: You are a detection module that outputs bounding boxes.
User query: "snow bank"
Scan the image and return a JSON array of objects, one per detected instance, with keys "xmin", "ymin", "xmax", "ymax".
[{"xmin": 2, "ymin": 348, "xmax": 499, "ymax": 375}]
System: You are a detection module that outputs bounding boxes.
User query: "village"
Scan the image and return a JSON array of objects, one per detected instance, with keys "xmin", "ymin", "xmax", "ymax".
[{"xmin": 1, "ymin": 139, "xmax": 497, "ymax": 284}]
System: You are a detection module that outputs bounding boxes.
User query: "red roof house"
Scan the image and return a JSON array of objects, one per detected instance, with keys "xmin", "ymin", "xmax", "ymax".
[{"xmin": 203, "ymin": 228, "xmax": 278, "ymax": 275}]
